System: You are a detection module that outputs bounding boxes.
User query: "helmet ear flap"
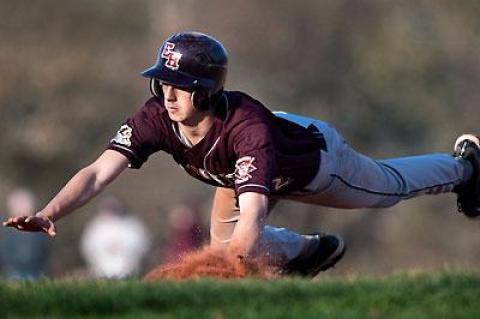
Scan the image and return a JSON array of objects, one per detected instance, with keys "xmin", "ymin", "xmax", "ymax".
[
  {"xmin": 191, "ymin": 89, "xmax": 210, "ymax": 111},
  {"xmin": 150, "ymin": 78, "xmax": 163, "ymax": 98}
]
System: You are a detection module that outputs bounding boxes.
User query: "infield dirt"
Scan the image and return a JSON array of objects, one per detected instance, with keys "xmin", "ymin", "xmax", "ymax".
[{"xmin": 143, "ymin": 246, "xmax": 279, "ymax": 280}]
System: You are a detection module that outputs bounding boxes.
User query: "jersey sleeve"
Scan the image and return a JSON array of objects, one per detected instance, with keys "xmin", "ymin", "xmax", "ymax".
[
  {"xmin": 107, "ymin": 100, "xmax": 166, "ymax": 169},
  {"xmin": 232, "ymin": 119, "xmax": 276, "ymax": 196}
]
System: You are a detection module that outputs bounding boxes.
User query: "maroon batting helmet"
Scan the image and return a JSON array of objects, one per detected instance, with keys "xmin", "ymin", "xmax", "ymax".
[{"xmin": 142, "ymin": 31, "xmax": 228, "ymax": 110}]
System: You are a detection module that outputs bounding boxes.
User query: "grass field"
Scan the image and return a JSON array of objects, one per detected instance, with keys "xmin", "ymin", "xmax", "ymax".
[{"xmin": 0, "ymin": 271, "xmax": 479, "ymax": 319}]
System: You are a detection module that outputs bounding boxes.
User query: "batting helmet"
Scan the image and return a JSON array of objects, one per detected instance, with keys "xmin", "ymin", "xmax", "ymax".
[{"xmin": 142, "ymin": 31, "xmax": 228, "ymax": 110}]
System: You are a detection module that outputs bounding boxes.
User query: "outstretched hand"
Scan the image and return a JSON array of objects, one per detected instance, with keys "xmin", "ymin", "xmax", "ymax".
[{"xmin": 3, "ymin": 215, "xmax": 56, "ymax": 237}]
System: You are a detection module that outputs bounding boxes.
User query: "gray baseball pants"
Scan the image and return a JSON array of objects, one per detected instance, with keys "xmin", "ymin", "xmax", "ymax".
[{"xmin": 216, "ymin": 112, "xmax": 470, "ymax": 264}]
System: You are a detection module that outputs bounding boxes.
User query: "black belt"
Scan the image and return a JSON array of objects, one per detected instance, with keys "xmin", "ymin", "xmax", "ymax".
[{"xmin": 307, "ymin": 124, "xmax": 327, "ymax": 151}]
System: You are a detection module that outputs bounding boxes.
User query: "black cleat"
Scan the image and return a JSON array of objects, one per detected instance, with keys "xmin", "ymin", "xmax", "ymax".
[
  {"xmin": 282, "ymin": 233, "xmax": 346, "ymax": 277},
  {"xmin": 453, "ymin": 134, "xmax": 480, "ymax": 218}
]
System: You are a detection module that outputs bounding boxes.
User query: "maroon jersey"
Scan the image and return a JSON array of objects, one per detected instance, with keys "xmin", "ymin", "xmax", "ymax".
[{"xmin": 107, "ymin": 91, "xmax": 325, "ymax": 197}]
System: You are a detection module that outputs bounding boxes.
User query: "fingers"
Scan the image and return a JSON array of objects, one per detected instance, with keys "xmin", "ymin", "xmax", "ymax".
[
  {"xmin": 2, "ymin": 217, "xmax": 13, "ymax": 227},
  {"xmin": 35, "ymin": 216, "xmax": 57, "ymax": 237},
  {"xmin": 2, "ymin": 217, "xmax": 24, "ymax": 230},
  {"xmin": 42, "ymin": 220, "xmax": 57, "ymax": 238},
  {"xmin": 31, "ymin": 216, "xmax": 57, "ymax": 237},
  {"xmin": 3, "ymin": 216, "xmax": 26, "ymax": 227},
  {"xmin": 47, "ymin": 224, "xmax": 57, "ymax": 237},
  {"xmin": 2, "ymin": 216, "xmax": 57, "ymax": 237},
  {"xmin": 3, "ymin": 217, "xmax": 13, "ymax": 226},
  {"xmin": 3, "ymin": 216, "xmax": 28, "ymax": 226}
]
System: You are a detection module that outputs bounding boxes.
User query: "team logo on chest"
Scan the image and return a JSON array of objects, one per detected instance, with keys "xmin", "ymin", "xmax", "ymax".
[
  {"xmin": 234, "ymin": 156, "xmax": 257, "ymax": 184},
  {"xmin": 161, "ymin": 42, "xmax": 182, "ymax": 71}
]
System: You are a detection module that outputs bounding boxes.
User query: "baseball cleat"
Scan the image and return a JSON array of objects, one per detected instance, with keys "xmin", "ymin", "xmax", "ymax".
[
  {"xmin": 453, "ymin": 134, "xmax": 480, "ymax": 218},
  {"xmin": 282, "ymin": 233, "xmax": 346, "ymax": 277}
]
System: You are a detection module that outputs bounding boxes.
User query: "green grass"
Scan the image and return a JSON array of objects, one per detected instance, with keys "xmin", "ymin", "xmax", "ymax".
[{"xmin": 0, "ymin": 271, "xmax": 479, "ymax": 319}]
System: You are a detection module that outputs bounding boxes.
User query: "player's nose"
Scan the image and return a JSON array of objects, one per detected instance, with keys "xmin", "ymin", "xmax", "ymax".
[{"xmin": 163, "ymin": 85, "xmax": 176, "ymax": 101}]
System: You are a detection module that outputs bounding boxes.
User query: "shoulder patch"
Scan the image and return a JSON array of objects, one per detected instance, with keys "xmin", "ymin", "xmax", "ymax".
[
  {"xmin": 234, "ymin": 156, "xmax": 257, "ymax": 184},
  {"xmin": 111, "ymin": 124, "xmax": 133, "ymax": 147}
]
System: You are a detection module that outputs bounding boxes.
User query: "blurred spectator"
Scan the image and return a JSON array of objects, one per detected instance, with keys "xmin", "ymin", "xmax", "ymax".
[
  {"xmin": 162, "ymin": 204, "xmax": 206, "ymax": 263},
  {"xmin": 80, "ymin": 196, "xmax": 150, "ymax": 278},
  {"xmin": 0, "ymin": 188, "xmax": 49, "ymax": 280}
]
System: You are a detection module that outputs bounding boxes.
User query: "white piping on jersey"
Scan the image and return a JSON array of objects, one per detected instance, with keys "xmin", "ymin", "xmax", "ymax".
[
  {"xmin": 237, "ymin": 184, "xmax": 270, "ymax": 192},
  {"xmin": 110, "ymin": 144, "xmax": 138, "ymax": 167},
  {"xmin": 170, "ymin": 94, "xmax": 229, "ymax": 148},
  {"xmin": 171, "ymin": 123, "xmax": 194, "ymax": 148},
  {"xmin": 224, "ymin": 93, "xmax": 230, "ymax": 114},
  {"xmin": 200, "ymin": 95, "xmax": 231, "ymax": 186},
  {"xmin": 178, "ymin": 127, "xmax": 194, "ymax": 148},
  {"xmin": 203, "ymin": 136, "xmax": 221, "ymax": 168},
  {"xmin": 111, "ymin": 144, "xmax": 136, "ymax": 154},
  {"xmin": 199, "ymin": 168, "xmax": 227, "ymax": 185},
  {"xmin": 171, "ymin": 123, "xmax": 182, "ymax": 143},
  {"xmin": 202, "ymin": 137, "xmax": 225, "ymax": 185}
]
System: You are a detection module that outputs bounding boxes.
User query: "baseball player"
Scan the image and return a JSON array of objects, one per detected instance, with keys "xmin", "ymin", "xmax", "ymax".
[{"xmin": 4, "ymin": 31, "xmax": 480, "ymax": 277}]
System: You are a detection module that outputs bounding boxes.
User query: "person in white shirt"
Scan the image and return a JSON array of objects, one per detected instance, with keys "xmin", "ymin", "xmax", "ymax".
[{"xmin": 80, "ymin": 196, "xmax": 150, "ymax": 278}]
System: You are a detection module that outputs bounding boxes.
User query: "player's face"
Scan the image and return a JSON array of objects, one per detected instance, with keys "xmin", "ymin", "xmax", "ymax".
[{"xmin": 162, "ymin": 84, "xmax": 198, "ymax": 124}]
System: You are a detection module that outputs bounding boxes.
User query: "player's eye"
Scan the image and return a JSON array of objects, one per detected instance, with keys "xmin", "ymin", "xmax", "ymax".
[{"xmin": 161, "ymin": 82, "xmax": 195, "ymax": 94}]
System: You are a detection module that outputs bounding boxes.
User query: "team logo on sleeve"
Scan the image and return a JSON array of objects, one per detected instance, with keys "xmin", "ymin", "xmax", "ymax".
[
  {"xmin": 161, "ymin": 42, "xmax": 182, "ymax": 71},
  {"xmin": 234, "ymin": 156, "xmax": 257, "ymax": 184},
  {"xmin": 111, "ymin": 124, "xmax": 133, "ymax": 147}
]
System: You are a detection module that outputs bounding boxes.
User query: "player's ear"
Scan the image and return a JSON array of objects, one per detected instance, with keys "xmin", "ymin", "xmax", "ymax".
[
  {"xmin": 191, "ymin": 89, "xmax": 210, "ymax": 111},
  {"xmin": 150, "ymin": 78, "xmax": 163, "ymax": 99}
]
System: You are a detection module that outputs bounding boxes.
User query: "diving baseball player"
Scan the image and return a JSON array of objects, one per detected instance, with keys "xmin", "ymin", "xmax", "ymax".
[{"xmin": 4, "ymin": 32, "xmax": 480, "ymax": 276}]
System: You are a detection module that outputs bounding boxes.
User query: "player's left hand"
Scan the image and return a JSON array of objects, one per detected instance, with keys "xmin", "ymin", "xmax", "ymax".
[{"xmin": 3, "ymin": 215, "xmax": 57, "ymax": 237}]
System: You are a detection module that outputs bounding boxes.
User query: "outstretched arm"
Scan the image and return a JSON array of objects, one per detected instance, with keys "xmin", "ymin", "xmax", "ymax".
[
  {"xmin": 3, "ymin": 150, "xmax": 129, "ymax": 236},
  {"xmin": 228, "ymin": 192, "xmax": 268, "ymax": 260}
]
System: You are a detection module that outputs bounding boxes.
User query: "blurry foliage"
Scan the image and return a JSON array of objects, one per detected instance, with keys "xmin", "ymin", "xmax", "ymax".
[
  {"xmin": 1, "ymin": 0, "xmax": 480, "ymax": 276},
  {"xmin": 0, "ymin": 0, "xmax": 149, "ymax": 189}
]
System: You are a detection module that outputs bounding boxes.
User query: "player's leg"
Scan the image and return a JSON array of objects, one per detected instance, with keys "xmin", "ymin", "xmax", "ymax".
[
  {"xmin": 275, "ymin": 112, "xmax": 472, "ymax": 209},
  {"xmin": 209, "ymin": 187, "xmax": 345, "ymax": 275}
]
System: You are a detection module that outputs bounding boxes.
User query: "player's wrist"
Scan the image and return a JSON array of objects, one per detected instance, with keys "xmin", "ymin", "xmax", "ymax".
[{"xmin": 35, "ymin": 211, "xmax": 54, "ymax": 222}]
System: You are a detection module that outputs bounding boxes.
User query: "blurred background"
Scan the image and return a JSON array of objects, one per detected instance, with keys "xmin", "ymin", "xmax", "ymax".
[{"xmin": 1, "ymin": 0, "xmax": 480, "ymax": 278}]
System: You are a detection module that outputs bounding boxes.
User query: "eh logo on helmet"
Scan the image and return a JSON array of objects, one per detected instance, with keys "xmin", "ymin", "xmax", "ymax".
[{"xmin": 161, "ymin": 42, "xmax": 182, "ymax": 71}]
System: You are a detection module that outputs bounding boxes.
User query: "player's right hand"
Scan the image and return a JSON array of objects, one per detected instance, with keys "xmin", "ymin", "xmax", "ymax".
[{"xmin": 2, "ymin": 215, "xmax": 56, "ymax": 237}]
